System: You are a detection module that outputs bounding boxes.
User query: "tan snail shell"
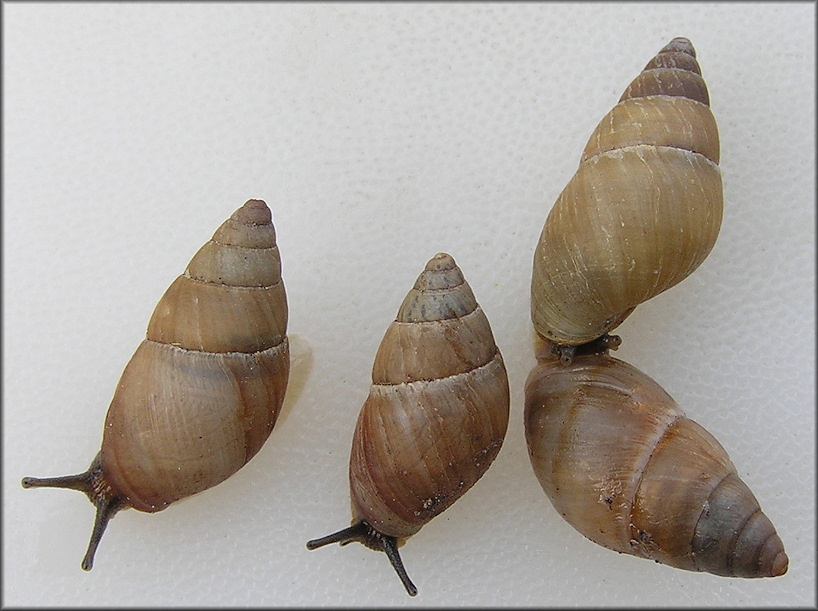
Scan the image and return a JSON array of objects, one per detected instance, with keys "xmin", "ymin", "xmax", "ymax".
[
  {"xmin": 22, "ymin": 199, "xmax": 289, "ymax": 570},
  {"xmin": 307, "ymin": 253, "xmax": 510, "ymax": 596},
  {"xmin": 531, "ymin": 37, "xmax": 723, "ymax": 351},
  {"xmin": 524, "ymin": 346, "xmax": 788, "ymax": 578}
]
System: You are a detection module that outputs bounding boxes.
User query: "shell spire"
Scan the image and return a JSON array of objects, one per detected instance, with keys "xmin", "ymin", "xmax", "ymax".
[
  {"xmin": 619, "ymin": 36, "xmax": 709, "ymax": 106},
  {"xmin": 147, "ymin": 198, "xmax": 287, "ymax": 353}
]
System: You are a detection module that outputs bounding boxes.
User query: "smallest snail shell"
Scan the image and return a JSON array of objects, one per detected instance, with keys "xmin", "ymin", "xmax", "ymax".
[{"xmin": 307, "ymin": 253, "xmax": 510, "ymax": 596}]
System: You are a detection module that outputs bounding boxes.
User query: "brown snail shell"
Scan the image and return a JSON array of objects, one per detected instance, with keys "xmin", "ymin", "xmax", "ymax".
[
  {"xmin": 524, "ymin": 346, "xmax": 788, "ymax": 578},
  {"xmin": 22, "ymin": 199, "xmax": 289, "ymax": 570},
  {"xmin": 307, "ymin": 253, "xmax": 510, "ymax": 596},
  {"xmin": 531, "ymin": 37, "xmax": 723, "ymax": 351}
]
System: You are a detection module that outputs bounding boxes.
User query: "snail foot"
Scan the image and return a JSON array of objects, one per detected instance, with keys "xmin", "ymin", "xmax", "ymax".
[{"xmin": 555, "ymin": 334, "xmax": 622, "ymax": 365}]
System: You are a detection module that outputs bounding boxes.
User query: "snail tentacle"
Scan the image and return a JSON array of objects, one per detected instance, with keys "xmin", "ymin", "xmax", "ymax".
[
  {"xmin": 379, "ymin": 532, "xmax": 418, "ymax": 597},
  {"xmin": 22, "ymin": 453, "xmax": 129, "ymax": 570},
  {"xmin": 308, "ymin": 520, "xmax": 418, "ymax": 596},
  {"xmin": 306, "ymin": 522, "xmax": 368, "ymax": 549},
  {"xmin": 81, "ymin": 495, "xmax": 126, "ymax": 571}
]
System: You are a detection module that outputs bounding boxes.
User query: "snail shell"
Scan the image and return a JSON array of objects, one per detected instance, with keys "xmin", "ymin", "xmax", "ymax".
[
  {"xmin": 524, "ymin": 348, "xmax": 787, "ymax": 578},
  {"xmin": 531, "ymin": 37, "xmax": 723, "ymax": 348},
  {"xmin": 307, "ymin": 253, "xmax": 510, "ymax": 596},
  {"xmin": 22, "ymin": 199, "xmax": 289, "ymax": 570}
]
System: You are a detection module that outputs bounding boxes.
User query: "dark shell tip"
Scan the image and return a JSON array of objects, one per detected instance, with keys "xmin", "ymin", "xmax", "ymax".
[
  {"xmin": 770, "ymin": 550, "xmax": 789, "ymax": 577},
  {"xmin": 232, "ymin": 199, "xmax": 272, "ymax": 225},
  {"xmin": 662, "ymin": 37, "xmax": 696, "ymax": 57}
]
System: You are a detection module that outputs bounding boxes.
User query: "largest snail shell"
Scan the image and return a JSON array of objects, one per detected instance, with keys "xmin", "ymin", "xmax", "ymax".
[
  {"xmin": 22, "ymin": 199, "xmax": 289, "ymax": 570},
  {"xmin": 307, "ymin": 253, "xmax": 510, "ymax": 596},
  {"xmin": 524, "ymin": 349, "xmax": 787, "ymax": 578},
  {"xmin": 531, "ymin": 37, "xmax": 723, "ymax": 346}
]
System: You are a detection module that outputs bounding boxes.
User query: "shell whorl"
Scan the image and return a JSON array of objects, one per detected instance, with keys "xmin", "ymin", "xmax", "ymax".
[
  {"xmin": 101, "ymin": 199, "xmax": 290, "ymax": 512},
  {"xmin": 147, "ymin": 198, "xmax": 288, "ymax": 353},
  {"xmin": 524, "ymin": 353, "xmax": 788, "ymax": 578},
  {"xmin": 619, "ymin": 37, "xmax": 709, "ymax": 106},
  {"xmin": 349, "ymin": 253, "xmax": 510, "ymax": 538},
  {"xmin": 531, "ymin": 37, "xmax": 724, "ymax": 346}
]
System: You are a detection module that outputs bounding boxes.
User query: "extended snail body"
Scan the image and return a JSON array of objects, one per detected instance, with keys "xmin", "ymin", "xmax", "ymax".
[
  {"xmin": 531, "ymin": 37, "xmax": 724, "ymax": 352},
  {"xmin": 22, "ymin": 199, "xmax": 289, "ymax": 569},
  {"xmin": 307, "ymin": 253, "xmax": 510, "ymax": 596},
  {"xmin": 524, "ymin": 347, "xmax": 788, "ymax": 578}
]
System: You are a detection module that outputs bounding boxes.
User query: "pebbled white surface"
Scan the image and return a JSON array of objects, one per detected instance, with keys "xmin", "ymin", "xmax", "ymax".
[{"xmin": 4, "ymin": 3, "xmax": 814, "ymax": 607}]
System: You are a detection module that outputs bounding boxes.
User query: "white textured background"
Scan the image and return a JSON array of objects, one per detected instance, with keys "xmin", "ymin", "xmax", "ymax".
[{"xmin": 4, "ymin": 3, "xmax": 815, "ymax": 607}]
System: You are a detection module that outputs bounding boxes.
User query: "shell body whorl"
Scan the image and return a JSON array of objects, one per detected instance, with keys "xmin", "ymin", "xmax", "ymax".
[
  {"xmin": 349, "ymin": 253, "xmax": 510, "ymax": 539},
  {"xmin": 523, "ymin": 352, "xmax": 787, "ymax": 578},
  {"xmin": 531, "ymin": 37, "xmax": 724, "ymax": 346},
  {"xmin": 101, "ymin": 199, "xmax": 290, "ymax": 512}
]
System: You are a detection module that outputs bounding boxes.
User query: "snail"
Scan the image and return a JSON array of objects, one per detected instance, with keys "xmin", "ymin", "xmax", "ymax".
[
  {"xmin": 524, "ymin": 343, "xmax": 788, "ymax": 578},
  {"xmin": 531, "ymin": 37, "xmax": 724, "ymax": 362},
  {"xmin": 22, "ymin": 199, "xmax": 290, "ymax": 571},
  {"xmin": 307, "ymin": 253, "xmax": 510, "ymax": 596}
]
